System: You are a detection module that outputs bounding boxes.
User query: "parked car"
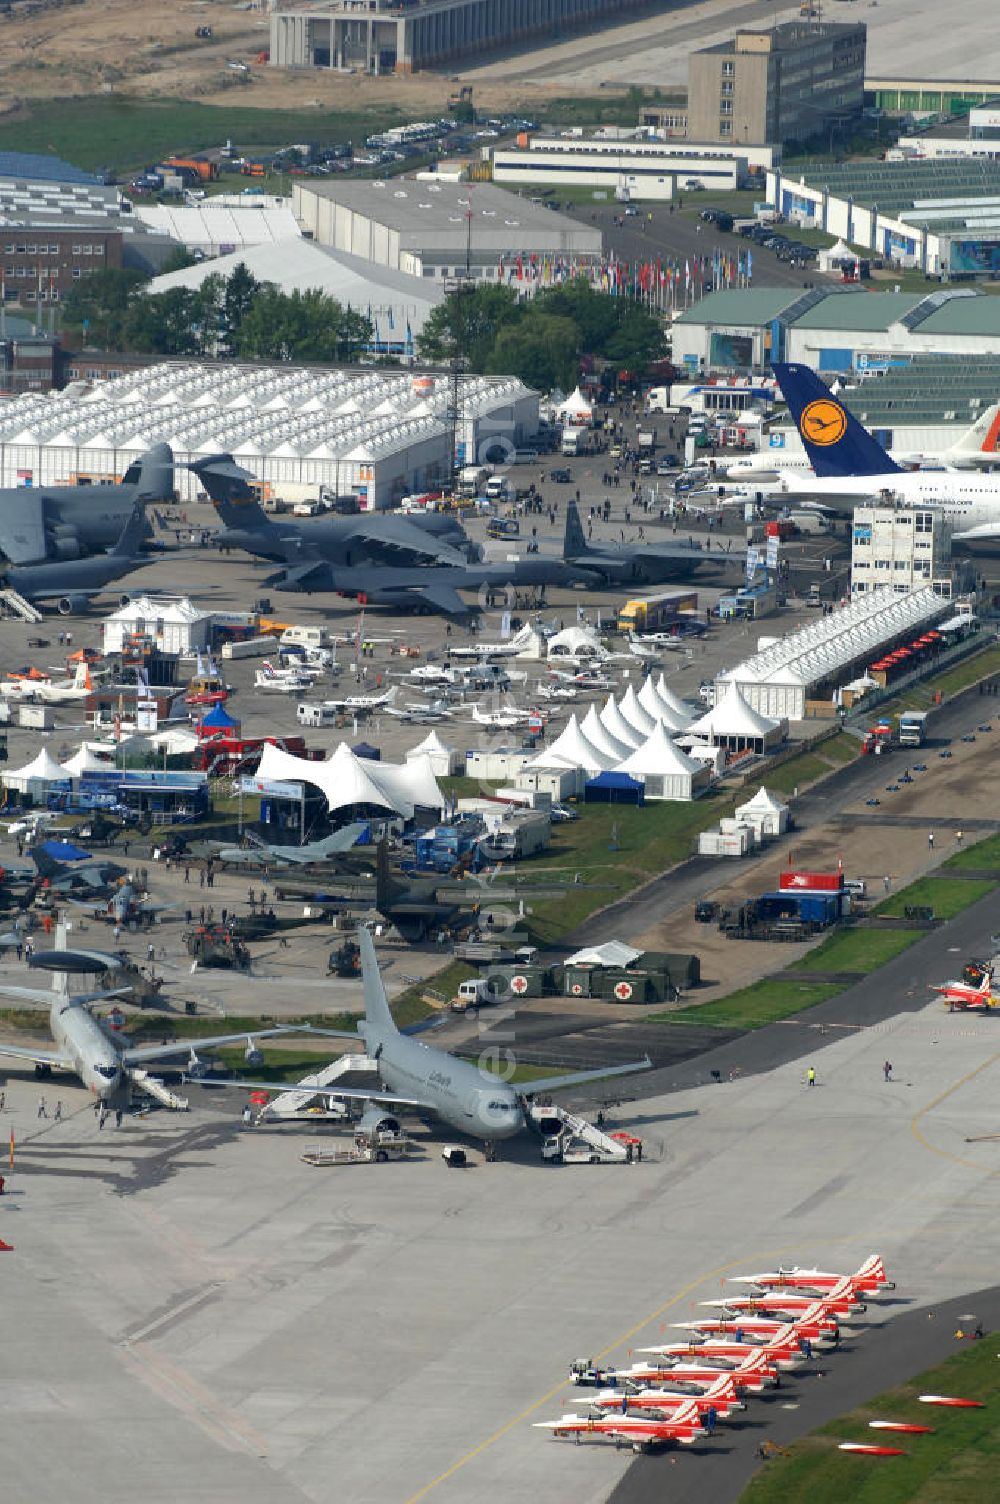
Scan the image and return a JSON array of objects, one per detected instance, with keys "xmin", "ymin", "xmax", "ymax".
[{"xmin": 695, "ymin": 900, "xmax": 719, "ymax": 923}]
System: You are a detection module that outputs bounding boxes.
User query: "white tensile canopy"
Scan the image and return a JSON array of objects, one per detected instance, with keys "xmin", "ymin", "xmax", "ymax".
[
  {"xmin": 614, "ymin": 722, "xmax": 707, "ymax": 801},
  {"xmin": 652, "ymin": 673, "xmax": 695, "ymax": 726},
  {"xmin": 405, "ymin": 728, "xmax": 458, "ymax": 778},
  {"xmin": 61, "ymin": 745, "xmax": 111, "ymax": 777},
  {"xmin": 547, "ymin": 625, "xmax": 605, "ymax": 659},
  {"xmin": 556, "ymin": 385, "xmax": 593, "ymax": 423},
  {"xmin": 255, "ymin": 741, "xmax": 445, "ymax": 819},
  {"xmin": 564, "ymin": 940, "xmax": 642, "ymax": 969}
]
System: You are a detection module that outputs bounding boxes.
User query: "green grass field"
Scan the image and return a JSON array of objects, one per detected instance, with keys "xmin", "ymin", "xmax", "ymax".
[
  {"xmin": 796, "ymin": 928, "xmax": 925, "ymax": 974},
  {"xmin": 653, "ymin": 978, "xmax": 842, "ymax": 1030},
  {"xmin": 944, "ymin": 832, "xmax": 1000, "ymax": 871},
  {"xmin": 762, "ymin": 752, "xmax": 839, "ymax": 797},
  {"xmin": 874, "ymin": 877, "xmax": 997, "ymax": 922},
  {"xmin": 0, "ymin": 96, "xmax": 403, "ymax": 174},
  {"xmin": 740, "ymin": 1334, "xmax": 1000, "ymax": 1504}
]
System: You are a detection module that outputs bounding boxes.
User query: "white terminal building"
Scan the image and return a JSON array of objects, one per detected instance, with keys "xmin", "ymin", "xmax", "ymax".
[
  {"xmin": 491, "ymin": 135, "xmax": 777, "ymax": 203},
  {"xmin": 851, "ymin": 504, "xmax": 951, "ymax": 595},
  {"xmin": 0, "ymin": 363, "xmax": 538, "ymax": 508}
]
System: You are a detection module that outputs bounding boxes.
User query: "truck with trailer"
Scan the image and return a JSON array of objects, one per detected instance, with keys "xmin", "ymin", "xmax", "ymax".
[
  {"xmin": 899, "ymin": 710, "xmax": 928, "ymax": 747},
  {"xmin": 560, "ymin": 427, "xmax": 594, "ymax": 457}
]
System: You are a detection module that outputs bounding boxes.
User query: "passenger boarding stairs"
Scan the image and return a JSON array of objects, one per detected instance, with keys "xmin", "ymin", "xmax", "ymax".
[
  {"xmin": 130, "ymin": 1068, "xmax": 189, "ymax": 1111},
  {"xmin": 0, "ymin": 588, "xmax": 43, "ymax": 623},
  {"xmin": 260, "ymin": 1053, "xmax": 379, "ymax": 1120},
  {"xmin": 528, "ymin": 1102, "xmax": 629, "ymax": 1162}
]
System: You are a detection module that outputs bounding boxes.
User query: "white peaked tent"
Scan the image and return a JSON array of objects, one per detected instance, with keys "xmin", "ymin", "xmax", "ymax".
[
  {"xmin": 255, "ymin": 741, "xmax": 445, "ymax": 819},
  {"xmin": 735, "ymin": 785, "xmax": 790, "ymax": 838},
  {"xmin": 6, "ymin": 746, "xmax": 69, "ymax": 793},
  {"xmin": 526, "ymin": 713, "xmax": 609, "ymax": 774},
  {"xmin": 61, "ymin": 745, "xmax": 112, "ymax": 777},
  {"xmin": 406, "ymin": 728, "xmax": 461, "ymax": 777},
  {"xmin": 556, "ymin": 385, "xmax": 593, "ymax": 425},
  {"xmin": 580, "ymin": 705, "xmax": 634, "ymax": 763},
  {"xmin": 565, "ymin": 940, "xmax": 642, "ymax": 969},
  {"xmin": 688, "ymin": 684, "xmax": 785, "ymax": 753},
  {"xmin": 614, "ymin": 722, "xmax": 708, "ymax": 801},
  {"xmin": 637, "ymin": 674, "xmax": 692, "ymax": 733},
  {"xmin": 653, "ymin": 673, "xmax": 695, "ymax": 727},
  {"xmin": 600, "ymin": 694, "xmax": 644, "ymax": 750},
  {"xmin": 618, "ymin": 683, "xmax": 658, "ymax": 737}
]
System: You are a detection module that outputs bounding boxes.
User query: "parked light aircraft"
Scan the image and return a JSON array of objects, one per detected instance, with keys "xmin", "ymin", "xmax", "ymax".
[
  {"xmin": 255, "ymin": 660, "xmax": 315, "ymax": 693},
  {"xmin": 725, "ymin": 400, "xmax": 1000, "ymax": 482},
  {"xmin": 772, "ymin": 364, "xmax": 1000, "ymax": 544},
  {"xmin": 228, "ymin": 928, "xmax": 651, "ymax": 1140},
  {"xmin": 727, "ymin": 1253, "xmax": 895, "ymax": 1295},
  {"xmin": 0, "ymin": 660, "xmax": 95, "ymax": 703},
  {"xmin": 0, "ymin": 928, "xmax": 320, "ymax": 1107},
  {"xmin": 4, "ymin": 500, "xmax": 149, "ymax": 613},
  {"xmin": 323, "ymin": 686, "xmax": 398, "ymax": 713},
  {"xmin": 931, "ymin": 969, "xmax": 998, "ymax": 1010},
  {"xmin": 0, "ymin": 444, "xmax": 169, "ymax": 566},
  {"xmin": 470, "ymin": 701, "xmax": 532, "ymax": 730},
  {"xmin": 534, "ymin": 1400, "xmax": 706, "ymax": 1448}
]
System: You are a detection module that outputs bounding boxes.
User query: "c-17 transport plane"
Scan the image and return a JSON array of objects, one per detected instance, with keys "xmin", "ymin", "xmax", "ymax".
[
  {"xmin": 4, "ymin": 500, "xmax": 149, "ymax": 613},
  {"xmin": 229, "ymin": 929, "xmax": 652, "ymax": 1142},
  {"xmin": 0, "ymin": 928, "xmax": 325, "ymax": 1108}
]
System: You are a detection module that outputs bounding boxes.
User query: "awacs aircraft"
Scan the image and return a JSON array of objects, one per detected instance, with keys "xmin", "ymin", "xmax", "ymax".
[
  {"xmin": 772, "ymin": 363, "xmax": 1000, "ymax": 542},
  {"xmin": 4, "ymin": 500, "xmax": 149, "ymax": 613},
  {"xmin": 725, "ymin": 400, "xmax": 1000, "ymax": 481},
  {"xmin": 0, "ymin": 444, "xmax": 170, "ymax": 565},
  {"xmin": 931, "ymin": 969, "xmax": 998, "ymax": 1011},
  {"xmin": 194, "ymin": 822, "xmax": 369, "ymax": 870},
  {"xmin": 229, "ymin": 928, "xmax": 651, "ymax": 1141},
  {"xmin": 193, "ymin": 455, "xmax": 472, "ymax": 572},
  {"xmin": 0, "ymin": 929, "xmax": 320, "ymax": 1109},
  {"xmin": 561, "ymin": 500, "xmax": 723, "ymax": 584}
]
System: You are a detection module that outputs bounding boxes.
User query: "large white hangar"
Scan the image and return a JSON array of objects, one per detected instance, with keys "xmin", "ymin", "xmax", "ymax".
[{"xmin": 0, "ymin": 363, "xmax": 539, "ymax": 508}]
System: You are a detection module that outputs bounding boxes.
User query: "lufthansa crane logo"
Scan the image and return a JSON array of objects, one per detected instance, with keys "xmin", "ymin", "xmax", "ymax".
[{"xmin": 800, "ymin": 398, "xmax": 847, "ymax": 446}]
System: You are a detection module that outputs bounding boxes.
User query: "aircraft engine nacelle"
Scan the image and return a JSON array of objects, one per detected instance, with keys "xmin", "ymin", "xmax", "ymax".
[
  {"xmin": 244, "ymin": 1041, "xmax": 264, "ymax": 1067},
  {"xmin": 356, "ymin": 1105, "xmax": 401, "ymax": 1140},
  {"xmin": 49, "ymin": 527, "xmax": 82, "ymax": 561},
  {"xmin": 57, "ymin": 593, "xmax": 91, "ymax": 615},
  {"xmin": 118, "ymin": 591, "xmax": 133, "ymax": 608}
]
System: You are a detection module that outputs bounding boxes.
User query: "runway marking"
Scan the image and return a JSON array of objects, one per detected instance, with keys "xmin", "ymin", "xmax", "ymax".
[
  {"xmin": 910, "ymin": 1048, "xmax": 1000, "ymax": 1172},
  {"xmin": 402, "ymin": 1250, "xmax": 788, "ymax": 1504}
]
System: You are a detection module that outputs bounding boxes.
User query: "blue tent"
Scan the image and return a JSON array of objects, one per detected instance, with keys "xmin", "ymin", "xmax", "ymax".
[
  {"xmin": 352, "ymin": 741, "xmax": 381, "ymax": 761},
  {"xmin": 584, "ymin": 772, "xmax": 645, "ymax": 806},
  {"xmin": 201, "ymin": 702, "xmax": 241, "ymax": 730},
  {"xmin": 39, "ymin": 839, "xmax": 92, "ymax": 862}
]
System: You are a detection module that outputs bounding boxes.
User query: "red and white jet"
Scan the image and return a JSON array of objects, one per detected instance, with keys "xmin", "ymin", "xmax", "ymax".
[
  {"xmin": 639, "ymin": 1325, "xmax": 806, "ymax": 1370},
  {"xmin": 728, "ymin": 1253, "xmax": 895, "ymax": 1296},
  {"xmin": 534, "ymin": 1398, "xmax": 706, "ymax": 1449},
  {"xmin": 593, "ymin": 1374, "xmax": 744, "ymax": 1418},
  {"xmin": 931, "ymin": 971, "xmax": 997, "ymax": 1011},
  {"xmin": 613, "ymin": 1350, "xmax": 778, "ymax": 1392},
  {"xmin": 674, "ymin": 1309, "xmax": 838, "ymax": 1343},
  {"xmin": 702, "ymin": 1278, "xmax": 866, "ymax": 1318}
]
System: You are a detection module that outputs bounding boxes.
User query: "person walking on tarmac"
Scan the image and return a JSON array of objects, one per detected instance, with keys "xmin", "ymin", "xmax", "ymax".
[{"xmin": 807, "ymin": 1066, "xmax": 816, "ymax": 1087}]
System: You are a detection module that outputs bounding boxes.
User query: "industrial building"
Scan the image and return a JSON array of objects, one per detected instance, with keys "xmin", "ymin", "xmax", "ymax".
[
  {"xmin": 686, "ymin": 22, "xmax": 867, "ymax": 148},
  {"xmin": 767, "ymin": 157, "xmax": 1000, "ymax": 277},
  {"xmin": 672, "ymin": 286, "xmax": 1000, "ymax": 379},
  {"xmin": 148, "ymin": 240, "xmax": 444, "ymax": 354},
  {"xmin": 714, "ymin": 587, "xmax": 952, "ymax": 720},
  {"xmin": 291, "ymin": 179, "xmax": 602, "ymax": 281},
  {"xmin": 270, "ymin": 0, "xmax": 655, "ymax": 74},
  {"xmin": 0, "ymin": 362, "xmax": 538, "ymax": 508},
  {"xmin": 491, "ymin": 135, "xmax": 777, "ymax": 202},
  {"xmin": 851, "ymin": 504, "xmax": 951, "ymax": 595},
  {"xmin": 899, "ymin": 100, "xmax": 1000, "ymax": 162},
  {"xmin": 865, "ymin": 79, "xmax": 1000, "ymax": 116}
]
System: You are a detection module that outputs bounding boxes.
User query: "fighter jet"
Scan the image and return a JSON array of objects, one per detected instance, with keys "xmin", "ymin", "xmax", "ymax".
[
  {"xmin": 561, "ymin": 500, "xmax": 723, "ymax": 585},
  {"xmin": 193, "ymin": 455, "xmax": 473, "ymax": 572},
  {"xmin": 29, "ymin": 843, "xmax": 129, "ymax": 897},
  {"xmin": 4, "ymin": 501, "xmax": 150, "ymax": 613},
  {"xmin": 0, "ymin": 444, "xmax": 170, "ymax": 565},
  {"xmin": 224, "ymin": 928, "xmax": 652, "ymax": 1142},
  {"xmin": 194, "ymin": 822, "xmax": 369, "ymax": 869}
]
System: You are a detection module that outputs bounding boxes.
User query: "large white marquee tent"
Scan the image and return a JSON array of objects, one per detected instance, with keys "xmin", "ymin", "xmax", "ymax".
[{"xmin": 255, "ymin": 741, "xmax": 446, "ymax": 820}]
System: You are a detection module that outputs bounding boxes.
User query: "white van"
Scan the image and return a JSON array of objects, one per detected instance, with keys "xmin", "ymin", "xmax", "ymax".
[
  {"xmin": 296, "ymin": 702, "xmax": 339, "ymax": 727},
  {"xmin": 281, "ymin": 625, "xmax": 334, "ymax": 651},
  {"xmin": 484, "ymin": 474, "xmax": 510, "ymax": 499}
]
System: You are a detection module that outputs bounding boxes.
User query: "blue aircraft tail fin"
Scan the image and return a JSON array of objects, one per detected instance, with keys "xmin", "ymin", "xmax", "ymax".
[
  {"xmin": 564, "ymin": 499, "xmax": 589, "ymax": 558},
  {"xmin": 772, "ymin": 362, "xmax": 902, "ymax": 478}
]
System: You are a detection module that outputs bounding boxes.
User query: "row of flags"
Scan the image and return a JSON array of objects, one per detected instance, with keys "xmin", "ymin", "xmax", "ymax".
[{"xmin": 494, "ymin": 248, "xmax": 753, "ymax": 307}]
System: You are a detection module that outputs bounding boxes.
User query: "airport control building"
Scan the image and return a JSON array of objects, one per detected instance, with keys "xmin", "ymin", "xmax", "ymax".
[
  {"xmin": 292, "ymin": 179, "xmax": 602, "ymax": 281},
  {"xmin": 270, "ymin": 0, "xmax": 653, "ymax": 74}
]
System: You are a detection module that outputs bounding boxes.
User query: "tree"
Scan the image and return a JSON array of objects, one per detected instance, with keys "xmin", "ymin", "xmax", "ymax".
[
  {"xmin": 121, "ymin": 287, "xmax": 204, "ymax": 356},
  {"xmin": 601, "ymin": 302, "xmax": 667, "ymax": 371},
  {"xmin": 487, "ymin": 313, "xmax": 579, "ymax": 392},
  {"xmin": 416, "ymin": 283, "xmax": 520, "ymax": 370},
  {"xmin": 60, "ymin": 267, "xmax": 147, "ymax": 349},
  {"xmin": 222, "ymin": 262, "xmax": 260, "ymax": 351},
  {"xmin": 233, "ymin": 287, "xmax": 371, "ymax": 363}
]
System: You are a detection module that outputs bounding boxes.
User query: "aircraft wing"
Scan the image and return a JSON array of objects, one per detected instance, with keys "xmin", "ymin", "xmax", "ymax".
[
  {"xmin": 217, "ymin": 1079, "xmax": 434, "ymax": 1109},
  {"xmin": 121, "ymin": 1024, "xmax": 352, "ymax": 1066},
  {"xmin": 371, "ymin": 583, "xmax": 470, "ymax": 617},
  {"xmin": 350, "ymin": 519, "xmax": 466, "ymax": 567},
  {"xmin": 0, "ymin": 491, "xmax": 48, "ymax": 564},
  {"xmin": 516, "ymin": 1056, "xmax": 653, "ymax": 1097},
  {"xmin": 0, "ymin": 1041, "xmax": 72, "ymax": 1068},
  {"xmin": 267, "ymin": 558, "xmax": 333, "ymax": 591}
]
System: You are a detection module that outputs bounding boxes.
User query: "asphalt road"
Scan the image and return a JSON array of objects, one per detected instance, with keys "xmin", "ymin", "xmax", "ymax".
[{"xmin": 609, "ymin": 1283, "xmax": 1000, "ymax": 1504}]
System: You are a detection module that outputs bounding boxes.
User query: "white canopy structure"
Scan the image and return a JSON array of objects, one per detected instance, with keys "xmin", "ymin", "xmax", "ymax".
[
  {"xmin": 406, "ymin": 729, "xmax": 461, "ymax": 777},
  {"xmin": 715, "ymin": 587, "xmax": 946, "ymax": 720},
  {"xmin": 564, "ymin": 940, "xmax": 642, "ymax": 969},
  {"xmin": 61, "ymin": 745, "xmax": 112, "ymax": 777},
  {"xmin": 580, "ymin": 705, "xmax": 633, "ymax": 763},
  {"xmin": 526, "ymin": 713, "xmax": 609, "ymax": 775},
  {"xmin": 102, "ymin": 596, "xmax": 212, "ymax": 655},
  {"xmin": 255, "ymin": 741, "xmax": 445, "ymax": 819},
  {"xmin": 547, "ymin": 625, "xmax": 606, "ymax": 660},
  {"xmin": 618, "ymin": 683, "xmax": 658, "ymax": 737},
  {"xmin": 653, "ymin": 673, "xmax": 695, "ymax": 726},
  {"xmin": 637, "ymin": 675, "xmax": 692, "ymax": 733},
  {"xmin": 6, "ymin": 747, "xmax": 68, "ymax": 792},
  {"xmin": 614, "ymin": 722, "xmax": 708, "ymax": 801},
  {"xmin": 735, "ymin": 785, "xmax": 790, "ymax": 837},
  {"xmin": 688, "ymin": 684, "xmax": 785, "ymax": 753},
  {"xmin": 599, "ymin": 695, "xmax": 644, "ymax": 750},
  {"xmin": 555, "ymin": 385, "xmax": 593, "ymax": 425}
]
